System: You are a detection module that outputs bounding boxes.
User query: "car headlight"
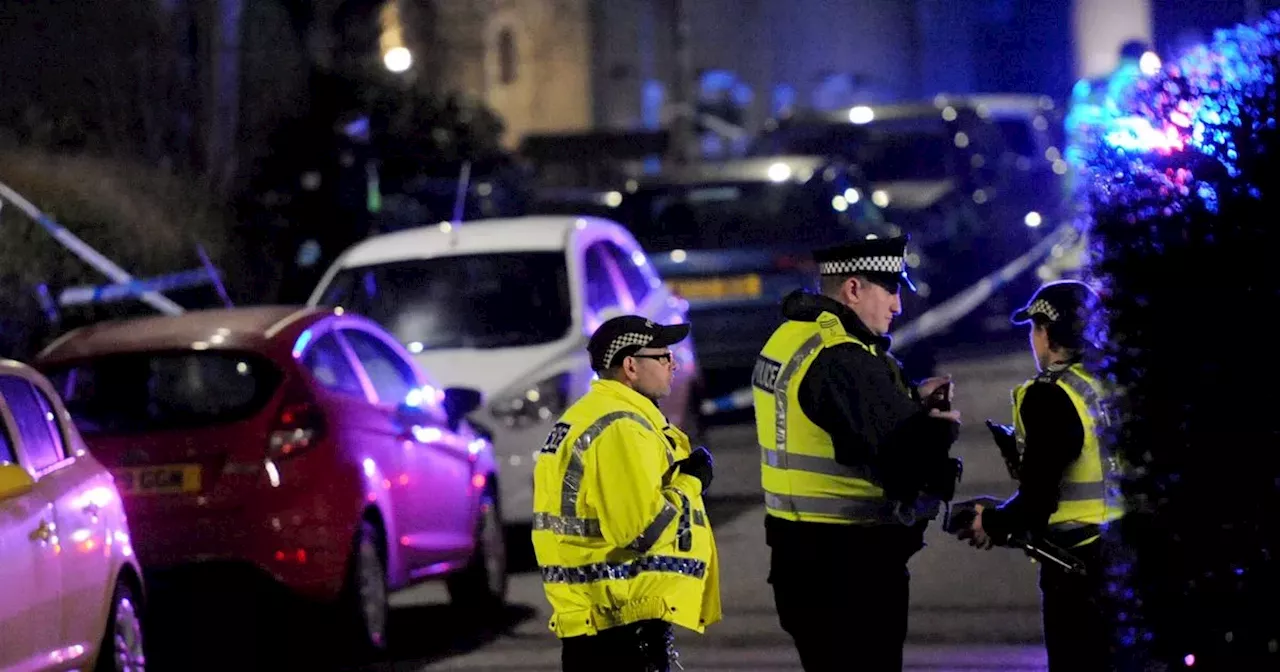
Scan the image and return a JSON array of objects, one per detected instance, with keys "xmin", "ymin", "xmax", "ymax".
[{"xmin": 490, "ymin": 372, "xmax": 571, "ymax": 428}]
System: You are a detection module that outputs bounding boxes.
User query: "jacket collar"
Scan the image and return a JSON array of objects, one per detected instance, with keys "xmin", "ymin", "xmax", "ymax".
[
  {"xmin": 592, "ymin": 379, "xmax": 670, "ymax": 429},
  {"xmin": 780, "ymin": 289, "xmax": 892, "ymax": 351}
]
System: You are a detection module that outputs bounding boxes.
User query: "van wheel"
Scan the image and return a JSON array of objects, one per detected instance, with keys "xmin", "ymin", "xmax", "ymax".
[
  {"xmin": 447, "ymin": 488, "xmax": 508, "ymax": 613},
  {"xmin": 96, "ymin": 577, "xmax": 146, "ymax": 671}
]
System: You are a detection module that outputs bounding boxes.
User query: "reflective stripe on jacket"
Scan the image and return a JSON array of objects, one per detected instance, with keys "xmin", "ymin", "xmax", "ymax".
[
  {"xmin": 1012, "ymin": 362, "xmax": 1124, "ymax": 544},
  {"xmin": 754, "ymin": 310, "xmax": 937, "ymax": 526},
  {"xmin": 532, "ymin": 379, "xmax": 721, "ymax": 638}
]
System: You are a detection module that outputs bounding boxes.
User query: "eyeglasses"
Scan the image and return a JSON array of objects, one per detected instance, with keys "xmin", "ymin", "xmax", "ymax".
[{"xmin": 631, "ymin": 353, "xmax": 674, "ymax": 365}]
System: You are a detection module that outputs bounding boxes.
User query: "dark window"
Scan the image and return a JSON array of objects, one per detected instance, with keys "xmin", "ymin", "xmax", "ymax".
[
  {"xmin": 302, "ymin": 332, "xmax": 365, "ymax": 399},
  {"xmin": 342, "ymin": 330, "xmax": 417, "ymax": 407},
  {"xmin": 0, "ymin": 377, "xmax": 63, "ymax": 470},
  {"xmin": 0, "ymin": 416, "xmax": 17, "ymax": 465},
  {"xmin": 603, "ymin": 241, "xmax": 651, "ymax": 304},
  {"xmin": 30, "ymin": 387, "xmax": 66, "ymax": 459},
  {"xmin": 319, "ymin": 252, "xmax": 572, "ymax": 350},
  {"xmin": 498, "ymin": 29, "xmax": 517, "ymax": 84},
  {"xmin": 43, "ymin": 352, "xmax": 282, "ymax": 435},
  {"xmin": 584, "ymin": 244, "xmax": 621, "ymax": 313}
]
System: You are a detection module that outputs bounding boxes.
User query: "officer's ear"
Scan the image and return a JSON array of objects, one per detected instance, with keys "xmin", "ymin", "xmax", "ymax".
[
  {"xmin": 601, "ymin": 363, "xmax": 630, "ymax": 382},
  {"xmin": 843, "ymin": 275, "xmax": 869, "ymax": 304},
  {"xmin": 619, "ymin": 356, "xmax": 641, "ymax": 381}
]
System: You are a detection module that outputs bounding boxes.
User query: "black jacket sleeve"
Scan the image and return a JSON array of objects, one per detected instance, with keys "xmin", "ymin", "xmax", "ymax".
[
  {"xmin": 797, "ymin": 343, "xmax": 959, "ymax": 484},
  {"xmin": 982, "ymin": 381, "xmax": 1084, "ymax": 542}
]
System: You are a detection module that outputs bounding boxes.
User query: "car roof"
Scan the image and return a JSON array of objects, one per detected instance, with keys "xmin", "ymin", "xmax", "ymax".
[
  {"xmin": 774, "ymin": 95, "xmax": 1057, "ymax": 127},
  {"xmin": 325, "ymin": 215, "xmax": 626, "ymax": 269},
  {"xmin": 636, "ymin": 155, "xmax": 838, "ymax": 187},
  {"xmin": 960, "ymin": 93, "xmax": 1059, "ymax": 118},
  {"xmin": 34, "ymin": 305, "xmax": 329, "ymax": 364}
]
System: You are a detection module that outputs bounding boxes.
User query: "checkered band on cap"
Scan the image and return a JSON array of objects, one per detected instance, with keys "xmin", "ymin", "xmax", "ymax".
[
  {"xmin": 1027, "ymin": 299, "xmax": 1060, "ymax": 322},
  {"xmin": 818, "ymin": 255, "xmax": 905, "ymax": 276},
  {"xmin": 603, "ymin": 332, "xmax": 652, "ymax": 368}
]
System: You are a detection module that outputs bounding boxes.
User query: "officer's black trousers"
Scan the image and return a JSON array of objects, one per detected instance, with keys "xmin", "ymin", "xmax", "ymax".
[
  {"xmin": 769, "ymin": 523, "xmax": 923, "ymax": 672},
  {"xmin": 1040, "ymin": 542, "xmax": 1114, "ymax": 671},
  {"xmin": 560, "ymin": 619, "xmax": 674, "ymax": 672}
]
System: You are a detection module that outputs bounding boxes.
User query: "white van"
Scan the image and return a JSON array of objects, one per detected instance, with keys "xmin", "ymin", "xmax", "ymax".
[{"xmin": 307, "ymin": 216, "xmax": 702, "ymax": 524}]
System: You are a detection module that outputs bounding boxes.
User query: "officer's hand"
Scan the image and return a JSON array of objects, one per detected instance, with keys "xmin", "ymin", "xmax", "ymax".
[
  {"xmin": 968, "ymin": 505, "xmax": 995, "ymax": 550},
  {"xmin": 917, "ymin": 375, "xmax": 952, "ymax": 401},
  {"xmin": 675, "ymin": 446, "xmax": 714, "ymax": 493},
  {"xmin": 929, "ymin": 408, "xmax": 961, "ymax": 423}
]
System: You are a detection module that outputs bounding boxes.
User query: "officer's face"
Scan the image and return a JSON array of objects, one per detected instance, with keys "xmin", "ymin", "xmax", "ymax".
[
  {"xmin": 625, "ymin": 347, "xmax": 677, "ymax": 400},
  {"xmin": 1030, "ymin": 323, "xmax": 1052, "ymax": 369},
  {"xmin": 848, "ymin": 277, "xmax": 902, "ymax": 336}
]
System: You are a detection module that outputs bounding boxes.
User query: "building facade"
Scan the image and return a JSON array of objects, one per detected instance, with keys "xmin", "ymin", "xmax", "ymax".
[
  {"xmin": 422, "ymin": 0, "xmax": 1157, "ymax": 149},
  {"xmin": 426, "ymin": 0, "xmax": 594, "ymax": 147}
]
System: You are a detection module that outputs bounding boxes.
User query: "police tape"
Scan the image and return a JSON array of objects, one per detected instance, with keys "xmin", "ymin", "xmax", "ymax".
[
  {"xmin": 891, "ymin": 223, "xmax": 1076, "ymax": 350},
  {"xmin": 0, "ymin": 180, "xmax": 185, "ymax": 315},
  {"xmin": 698, "ymin": 223, "xmax": 1078, "ymax": 417}
]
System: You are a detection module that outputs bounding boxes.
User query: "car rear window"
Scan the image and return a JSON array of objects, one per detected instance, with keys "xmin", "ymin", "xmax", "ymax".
[{"xmin": 42, "ymin": 351, "xmax": 283, "ymax": 435}]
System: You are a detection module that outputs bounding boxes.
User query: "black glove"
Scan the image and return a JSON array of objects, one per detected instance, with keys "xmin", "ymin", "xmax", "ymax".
[
  {"xmin": 674, "ymin": 446, "xmax": 714, "ymax": 493},
  {"xmin": 985, "ymin": 419, "xmax": 1022, "ymax": 480},
  {"xmin": 942, "ymin": 495, "xmax": 1003, "ymax": 537},
  {"xmin": 985, "ymin": 420, "xmax": 1017, "ymax": 453}
]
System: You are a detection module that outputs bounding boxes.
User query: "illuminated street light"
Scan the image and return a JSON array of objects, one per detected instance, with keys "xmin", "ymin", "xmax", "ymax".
[{"xmin": 384, "ymin": 46, "xmax": 412, "ymax": 73}]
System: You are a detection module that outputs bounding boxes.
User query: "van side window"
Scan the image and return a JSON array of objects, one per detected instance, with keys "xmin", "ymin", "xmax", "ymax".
[{"xmin": 584, "ymin": 243, "xmax": 621, "ymax": 314}]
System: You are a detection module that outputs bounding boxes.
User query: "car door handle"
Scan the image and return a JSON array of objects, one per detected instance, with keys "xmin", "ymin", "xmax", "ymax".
[{"xmin": 29, "ymin": 520, "xmax": 54, "ymax": 543}]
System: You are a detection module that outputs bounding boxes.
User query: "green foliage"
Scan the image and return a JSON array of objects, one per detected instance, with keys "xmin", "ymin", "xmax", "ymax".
[
  {"xmin": 0, "ymin": 149, "xmax": 244, "ymax": 357},
  {"xmin": 1081, "ymin": 14, "xmax": 1280, "ymax": 669}
]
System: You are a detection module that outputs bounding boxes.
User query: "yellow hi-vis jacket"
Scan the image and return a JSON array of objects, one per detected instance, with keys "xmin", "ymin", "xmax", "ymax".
[
  {"xmin": 754, "ymin": 311, "xmax": 939, "ymax": 525},
  {"xmin": 1012, "ymin": 362, "xmax": 1125, "ymax": 546},
  {"xmin": 532, "ymin": 379, "xmax": 721, "ymax": 639}
]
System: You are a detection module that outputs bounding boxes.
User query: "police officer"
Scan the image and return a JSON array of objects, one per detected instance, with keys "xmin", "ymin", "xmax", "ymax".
[
  {"xmin": 532, "ymin": 315, "xmax": 721, "ymax": 671},
  {"xmin": 966, "ymin": 280, "xmax": 1124, "ymax": 670},
  {"xmin": 754, "ymin": 236, "xmax": 962, "ymax": 671}
]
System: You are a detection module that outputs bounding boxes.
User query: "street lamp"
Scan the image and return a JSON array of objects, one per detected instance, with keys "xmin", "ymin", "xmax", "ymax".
[{"xmin": 383, "ymin": 46, "xmax": 412, "ymax": 73}]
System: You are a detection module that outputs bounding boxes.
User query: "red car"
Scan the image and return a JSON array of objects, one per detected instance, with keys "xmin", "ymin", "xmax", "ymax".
[{"xmin": 33, "ymin": 305, "xmax": 507, "ymax": 655}]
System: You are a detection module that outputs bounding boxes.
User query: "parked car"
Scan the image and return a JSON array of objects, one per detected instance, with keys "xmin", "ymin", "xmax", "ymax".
[
  {"xmin": 749, "ymin": 96, "xmax": 1068, "ymax": 346},
  {"xmin": 528, "ymin": 155, "xmax": 900, "ymax": 406},
  {"xmin": 0, "ymin": 358, "xmax": 146, "ymax": 671},
  {"xmin": 306, "ymin": 216, "xmax": 701, "ymax": 526},
  {"xmin": 32, "ymin": 306, "xmax": 504, "ymax": 656}
]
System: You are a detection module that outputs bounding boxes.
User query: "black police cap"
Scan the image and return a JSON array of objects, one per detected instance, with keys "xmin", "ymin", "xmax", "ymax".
[
  {"xmin": 813, "ymin": 235, "xmax": 916, "ymax": 292},
  {"xmin": 588, "ymin": 315, "xmax": 691, "ymax": 371},
  {"xmin": 1011, "ymin": 280, "xmax": 1100, "ymax": 325}
]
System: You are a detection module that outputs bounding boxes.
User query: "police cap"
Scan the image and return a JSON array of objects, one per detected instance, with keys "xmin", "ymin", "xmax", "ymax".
[
  {"xmin": 813, "ymin": 235, "xmax": 916, "ymax": 292},
  {"xmin": 588, "ymin": 315, "xmax": 691, "ymax": 371},
  {"xmin": 1011, "ymin": 279, "xmax": 1099, "ymax": 326}
]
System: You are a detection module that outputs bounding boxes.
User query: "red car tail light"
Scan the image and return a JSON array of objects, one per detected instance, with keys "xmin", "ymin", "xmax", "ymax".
[{"xmin": 268, "ymin": 380, "xmax": 326, "ymax": 461}]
